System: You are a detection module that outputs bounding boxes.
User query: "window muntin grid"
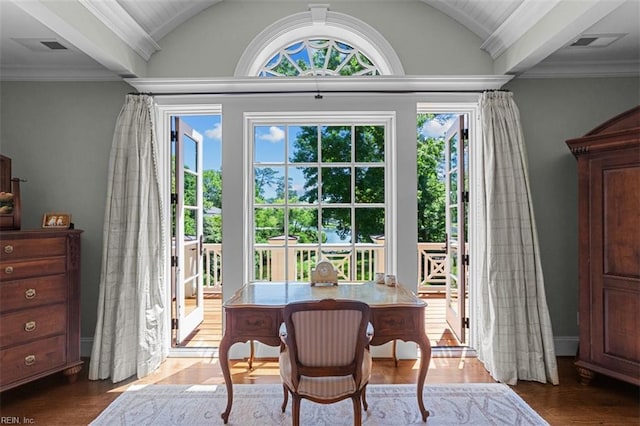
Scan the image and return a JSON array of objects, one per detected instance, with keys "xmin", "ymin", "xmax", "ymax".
[{"xmin": 258, "ymin": 39, "xmax": 380, "ymax": 77}]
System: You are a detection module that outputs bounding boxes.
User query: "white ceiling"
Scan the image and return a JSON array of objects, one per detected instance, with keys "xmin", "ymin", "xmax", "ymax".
[{"xmin": 1, "ymin": 0, "xmax": 638, "ymax": 81}]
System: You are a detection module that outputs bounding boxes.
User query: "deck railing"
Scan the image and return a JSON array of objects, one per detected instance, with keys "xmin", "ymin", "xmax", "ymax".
[{"xmin": 201, "ymin": 241, "xmax": 446, "ymax": 294}]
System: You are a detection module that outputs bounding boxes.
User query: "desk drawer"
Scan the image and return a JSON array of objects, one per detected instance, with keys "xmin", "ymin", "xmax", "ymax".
[
  {"xmin": 0, "ymin": 257, "xmax": 66, "ymax": 282},
  {"xmin": 0, "ymin": 237, "xmax": 66, "ymax": 261},
  {"xmin": 0, "ymin": 275, "xmax": 67, "ymax": 313},
  {"xmin": 230, "ymin": 309, "xmax": 279, "ymax": 337},
  {"xmin": 372, "ymin": 308, "xmax": 421, "ymax": 337},
  {"xmin": 0, "ymin": 304, "xmax": 66, "ymax": 348},
  {"xmin": 0, "ymin": 335, "xmax": 66, "ymax": 385}
]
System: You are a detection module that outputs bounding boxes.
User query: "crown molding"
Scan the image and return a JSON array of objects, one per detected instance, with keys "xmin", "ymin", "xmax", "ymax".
[
  {"xmin": 125, "ymin": 75, "xmax": 513, "ymax": 94},
  {"xmin": 518, "ymin": 59, "xmax": 640, "ymax": 78},
  {"xmin": 0, "ymin": 66, "xmax": 121, "ymax": 81},
  {"xmin": 78, "ymin": 0, "xmax": 160, "ymax": 61},
  {"xmin": 481, "ymin": 0, "xmax": 560, "ymax": 59}
]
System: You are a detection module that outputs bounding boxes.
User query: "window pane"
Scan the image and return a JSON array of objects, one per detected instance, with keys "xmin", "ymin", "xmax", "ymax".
[
  {"xmin": 355, "ymin": 125, "xmax": 384, "ymax": 162},
  {"xmin": 449, "ymin": 170, "xmax": 458, "ymax": 204},
  {"xmin": 289, "ymin": 166, "xmax": 317, "ymax": 204},
  {"xmin": 449, "ymin": 133, "xmax": 458, "ymax": 169},
  {"xmin": 321, "ymin": 126, "xmax": 351, "ymax": 162},
  {"xmin": 183, "ymin": 135, "xmax": 198, "ymax": 171},
  {"xmin": 255, "ymin": 166, "xmax": 284, "ymax": 204},
  {"xmin": 184, "ymin": 171, "xmax": 197, "ymax": 206},
  {"xmin": 322, "ymin": 208, "xmax": 351, "ymax": 244},
  {"xmin": 321, "ymin": 167, "xmax": 351, "ymax": 203},
  {"xmin": 355, "ymin": 167, "xmax": 384, "ymax": 203},
  {"xmin": 255, "ymin": 125, "xmax": 285, "ymax": 163},
  {"xmin": 288, "ymin": 125, "xmax": 318, "ymax": 162},
  {"xmin": 254, "ymin": 207, "xmax": 284, "ymax": 243},
  {"xmin": 355, "ymin": 208, "xmax": 385, "ymax": 243},
  {"xmin": 289, "ymin": 208, "xmax": 319, "ymax": 243},
  {"xmin": 449, "ymin": 207, "xmax": 458, "ymax": 239}
]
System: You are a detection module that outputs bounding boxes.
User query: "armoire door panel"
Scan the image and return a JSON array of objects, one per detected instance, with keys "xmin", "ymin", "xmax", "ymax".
[
  {"xmin": 603, "ymin": 166, "xmax": 640, "ymax": 278},
  {"xmin": 602, "ymin": 287, "xmax": 640, "ymax": 363}
]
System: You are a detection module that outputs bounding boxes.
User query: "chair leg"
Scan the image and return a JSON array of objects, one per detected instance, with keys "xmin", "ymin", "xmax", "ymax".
[
  {"xmin": 292, "ymin": 395, "xmax": 301, "ymax": 426},
  {"xmin": 281, "ymin": 384, "xmax": 289, "ymax": 413},
  {"xmin": 352, "ymin": 395, "xmax": 362, "ymax": 426},
  {"xmin": 362, "ymin": 385, "xmax": 368, "ymax": 411}
]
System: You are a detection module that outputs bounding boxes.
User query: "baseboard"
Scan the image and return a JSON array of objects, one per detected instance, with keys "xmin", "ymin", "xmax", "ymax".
[
  {"xmin": 80, "ymin": 335, "xmax": 581, "ymax": 358},
  {"xmin": 553, "ymin": 336, "xmax": 579, "ymax": 357}
]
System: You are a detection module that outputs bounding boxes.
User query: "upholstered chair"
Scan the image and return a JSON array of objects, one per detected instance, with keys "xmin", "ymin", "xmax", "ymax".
[{"xmin": 278, "ymin": 299, "xmax": 373, "ymax": 426}]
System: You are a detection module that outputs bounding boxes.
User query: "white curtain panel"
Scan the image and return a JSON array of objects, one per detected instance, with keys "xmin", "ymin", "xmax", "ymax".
[
  {"xmin": 475, "ymin": 91, "xmax": 559, "ymax": 385},
  {"xmin": 89, "ymin": 95, "xmax": 167, "ymax": 383}
]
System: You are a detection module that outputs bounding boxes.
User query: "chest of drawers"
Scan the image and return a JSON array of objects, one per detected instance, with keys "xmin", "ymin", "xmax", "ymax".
[{"xmin": 0, "ymin": 229, "xmax": 83, "ymax": 391}]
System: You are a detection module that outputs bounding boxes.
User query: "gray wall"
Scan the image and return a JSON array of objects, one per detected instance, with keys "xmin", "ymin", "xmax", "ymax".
[
  {"xmin": 0, "ymin": 81, "xmax": 131, "ymax": 337},
  {"xmin": 506, "ymin": 76, "xmax": 640, "ymax": 338},
  {"xmin": 1, "ymin": 77, "xmax": 637, "ymax": 348}
]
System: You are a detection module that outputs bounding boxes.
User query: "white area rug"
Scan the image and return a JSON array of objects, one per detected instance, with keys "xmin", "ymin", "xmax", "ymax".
[{"xmin": 91, "ymin": 383, "xmax": 548, "ymax": 425}]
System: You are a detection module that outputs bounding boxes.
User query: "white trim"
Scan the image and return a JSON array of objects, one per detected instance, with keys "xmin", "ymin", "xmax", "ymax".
[
  {"xmin": 79, "ymin": 0, "xmax": 160, "ymax": 61},
  {"xmin": 234, "ymin": 6, "xmax": 404, "ymax": 77},
  {"xmin": 519, "ymin": 59, "xmax": 640, "ymax": 78},
  {"xmin": 481, "ymin": 0, "xmax": 560, "ymax": 59},
  {"xmin": 126, "ymin": 75, "xmax": 512, "ymax": 94},
  {"xmin": 420, "ymin": 0, "xmax": 491, "ymax": 40}
]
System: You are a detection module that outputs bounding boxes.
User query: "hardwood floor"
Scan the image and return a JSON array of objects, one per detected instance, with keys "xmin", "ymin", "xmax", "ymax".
[{"xmin": 0, "ymin": 356, "xmax": 637, "ymax": 425}]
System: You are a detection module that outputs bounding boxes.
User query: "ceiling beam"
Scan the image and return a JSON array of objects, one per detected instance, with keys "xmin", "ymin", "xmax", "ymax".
[
  {"xmin": 11, "ymin": 0, "xmax": 147, "ymax": 78},
  {"xmin": 494, "ymin": 0, "xmax": 627, "ymax": 75}
]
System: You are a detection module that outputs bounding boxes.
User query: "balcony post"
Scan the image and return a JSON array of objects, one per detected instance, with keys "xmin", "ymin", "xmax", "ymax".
[
  {"xmin": 267, "ymin": 235, "xmax": 298, "ymax": 281},
  {"xmin": 371, "ymin": 235, "xmax": 385, "ymax": 274}
]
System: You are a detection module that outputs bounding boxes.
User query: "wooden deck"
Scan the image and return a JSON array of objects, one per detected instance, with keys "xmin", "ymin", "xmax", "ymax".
[{"xmin": 178, "ymin": 292, "xmax": 461, "ymax": 348}]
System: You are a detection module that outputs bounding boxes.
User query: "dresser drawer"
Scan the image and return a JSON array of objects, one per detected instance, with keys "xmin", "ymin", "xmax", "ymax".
[
  {"xmin": 0, "ymin": 334, "xmax": 66, "ymax": 386},
  {"xmin": 0, "ymin": 303, "xmax": 67, "ymax": 348},
  {"xmin": 0, "ymin": 236, "xmax": 66, "ymax": 261},
  {"xmin": 371, "ymin": 308, "xmax": 421, "ymax": 337},
  {"xmin": 0, "ymin": 275, "xmax": 67, "ymax": 313},
  {"xmin": 0, "ymin": 257, "xmax": 66, "ymax": 282}
]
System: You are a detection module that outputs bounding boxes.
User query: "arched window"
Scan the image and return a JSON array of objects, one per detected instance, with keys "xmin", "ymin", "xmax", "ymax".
[
  {"xmin": 235, "ymin": 6, "xmax": 404, "ymax": 77},
  {"xmin": 259, "ymin": 38, "xmax": 379, "ymax": 77}
]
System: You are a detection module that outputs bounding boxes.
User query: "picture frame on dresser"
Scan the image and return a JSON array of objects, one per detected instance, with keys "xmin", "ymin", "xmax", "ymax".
[{"xmin": 42, "ymin": 213, "xmax": 71, "ymax": 229}]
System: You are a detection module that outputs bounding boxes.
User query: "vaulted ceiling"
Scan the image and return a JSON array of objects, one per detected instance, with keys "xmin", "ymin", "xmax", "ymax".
[{"xmin": 1, "ymin": 0, "xmax": 638, "ymax": 81}]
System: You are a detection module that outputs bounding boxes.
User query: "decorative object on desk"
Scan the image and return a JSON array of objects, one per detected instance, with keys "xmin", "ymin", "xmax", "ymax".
[
  {"xmin": 90, "ymin": 383, "xmax": 549, "ymax": 426},
  {"xmin": 374, "ymin": 272, "xmax": 385, "ymax": 284},
  {"xmin": 385, "ymin": 274, "xmax": 396, "ymax": 287},
  {"xmin": 0, "ymin": 155, "xmax": 22, "ymax": 230},
  {"xmin": 42, "ymin": 212, "xmax": 71, "ymax": 229},
  {"xmin": 310, "ymin": 259, "xmax": 338, "ymax": 286}
]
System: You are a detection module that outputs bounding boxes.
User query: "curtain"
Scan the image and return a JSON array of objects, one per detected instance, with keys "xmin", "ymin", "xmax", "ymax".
[
  {"xmin": 89, "ymin": 94, "xmax": 167, "ymax": 382},
  {"xmin": 475, "ymin": 91, "xmax": 559, "ymax": 385}
]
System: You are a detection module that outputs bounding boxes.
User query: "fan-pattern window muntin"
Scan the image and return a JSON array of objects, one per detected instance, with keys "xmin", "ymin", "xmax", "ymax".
[
  {"xmin": 253, "ymin": 123, "xmax": 386, "ymax": 281},
  {"xmin": 259, "ymin": 38, "xmax": 380, "ymax": 77}
]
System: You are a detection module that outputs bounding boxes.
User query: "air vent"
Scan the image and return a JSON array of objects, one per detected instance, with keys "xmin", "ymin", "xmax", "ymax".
[
  {"xmin": 569, "ymin": 34, "xmax": 625, "ymax": 48},
  {"xmin": 40, "ymin": 41, "xmax": 67, "ymax": 50},
  {"xmin": 12, "ymin": 38, "xmax": 72, "ymax": 52}
]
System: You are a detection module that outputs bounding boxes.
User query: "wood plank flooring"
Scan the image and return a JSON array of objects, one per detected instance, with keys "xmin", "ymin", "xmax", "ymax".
[{"xmin": 0, "ymin": 356, "xmax": 637, "ymax": 425}]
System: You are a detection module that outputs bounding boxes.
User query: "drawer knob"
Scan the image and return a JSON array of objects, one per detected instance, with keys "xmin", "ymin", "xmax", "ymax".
[
  {"xmin": 4, "ymin": 266, "xmax": 13, "ymax": 274},
  {"xmin": 25, "ymin": 288, "xmax": 37, "ymax": 299},
  {"xmin": 3, "ymin": 245, "xmax": 13, "ymax": 254},
  {"xmin": 24, "ymin": 355, "xmax": 36, "ymax": 366},
  {"xmin": 24, "ymin": 321, "xmax": 37, "ymax": 332}
]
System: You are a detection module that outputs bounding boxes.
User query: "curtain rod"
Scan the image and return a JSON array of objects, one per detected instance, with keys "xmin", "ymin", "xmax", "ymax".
[{"xmin": 127, "ymin": 89, "xmax": 510, "ymax": 97}]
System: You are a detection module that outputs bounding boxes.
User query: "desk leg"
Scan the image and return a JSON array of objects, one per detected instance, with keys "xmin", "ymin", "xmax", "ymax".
[
  {"xmin": 219, "ymin": 334, "xmax": 233, "ymax": 424},
  {"xmin": 416, "ymin": 335, "xmax": 432, "ymax": 422}
]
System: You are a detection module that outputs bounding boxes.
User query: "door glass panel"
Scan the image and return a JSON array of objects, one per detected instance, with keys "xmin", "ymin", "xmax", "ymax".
[
  {"xmin": 449, "ymin": 207, "xmax": 458, "ymax": 239},
  {"xmin": 355, "ymin": 125, "xmax": 384, "ymax": 162},
  {"xmin": 449, "ymin": 171, "xmax": 458, "ymax": 204},
  {"xmin": 254, "ymin": 166, "xmax": 285, "ymax": 204},
  {"xmin": 321, "ymin": 167, "xmax": 351, "ymax": 203},
  {"xmin": 321, "ymin": 126, "xmax": 351, "ymax": 162},
  {"xmin": 355, "ymin": 207, "xmax": 384, "ymax": 243},
  {"xmin": 356, "ymin": 167, "xmax": 384, "ymax": 203},
  {"xmin": 449, "ymin": 134, "xmax": 458, "ymax": 168},
  {"xmin": 184, "ymin": 135, "xmax": 198, "ymax": 171},
  {"xmin": 289, "ymin": 125, "xmax": 318, "ymax": 162},
  {"xmin": 448, "ymin": 246, "xmax": 459, "ymax": 312},
  {"xmin": 255, "ymin": 125, "xmax": 285, "ymax": 163},
  {"xmin": 184, "ymin": 172, "xmax": 197, "ymax": 206},
  {"xmin": 289, "ymin": 166, "xmax": 317, "ymax": 204},
  {"xmin": 322, "ymin": 207, "xmax": 351, "ymax": 244}
]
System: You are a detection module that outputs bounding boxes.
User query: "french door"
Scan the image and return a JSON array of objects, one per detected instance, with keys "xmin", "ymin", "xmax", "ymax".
[
  {"xmin": 444, "ymin": 115, "xmax": 468, "ymax": 343},
  {"xmin": 172, "ymin": 117, "xmax": 204, "ymax": 344}
]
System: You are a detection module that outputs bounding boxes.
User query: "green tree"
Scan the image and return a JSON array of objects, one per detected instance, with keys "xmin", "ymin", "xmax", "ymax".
[{"xmin": 417, "ymin": 114, "xmax": 446, "ymax": 242}]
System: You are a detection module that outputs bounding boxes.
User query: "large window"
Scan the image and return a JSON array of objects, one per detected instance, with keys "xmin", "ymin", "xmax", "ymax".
[{"xmin": 250, "ymin": 117, "xmax": 391, "ymax": 282}]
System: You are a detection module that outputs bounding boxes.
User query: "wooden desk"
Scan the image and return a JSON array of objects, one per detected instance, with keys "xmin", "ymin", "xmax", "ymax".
[{"xmin": 219, "ymin": 281, "xmax": 431, "ymax": 423}]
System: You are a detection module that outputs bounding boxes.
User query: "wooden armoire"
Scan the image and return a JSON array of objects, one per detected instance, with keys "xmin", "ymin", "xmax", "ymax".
[{"xmin": 566, "ymin": 106, "xmax": 640, "ymax": 386}]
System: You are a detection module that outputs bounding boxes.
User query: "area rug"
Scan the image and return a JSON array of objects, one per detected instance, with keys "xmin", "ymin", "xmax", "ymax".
[{"xmin": 90, "ymin": 383, "xmax": 548, "ymax": 425}]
